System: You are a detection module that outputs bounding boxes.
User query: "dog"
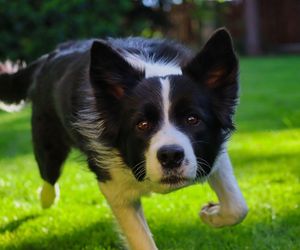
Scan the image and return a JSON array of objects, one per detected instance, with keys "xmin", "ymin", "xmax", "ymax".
[{"xmin": 0, "ymin": 28, "xmax": 248, "ymax": 249}]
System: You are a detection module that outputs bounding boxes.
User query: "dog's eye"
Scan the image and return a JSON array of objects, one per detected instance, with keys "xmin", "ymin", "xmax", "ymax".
[
  {"xmin": 186, "ymin": 114, "xmax": 200, "ymax": 126},
  {"xmin": 136, "ymin": 120, "xmax": 152, "ymax": 132}
]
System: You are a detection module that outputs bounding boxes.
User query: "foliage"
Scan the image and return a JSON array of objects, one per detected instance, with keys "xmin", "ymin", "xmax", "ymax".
[
  {"xmin": 0, "ymin": 0, "xmax": 163, "ymax": 61},
  {"xmin": 0, "ymin": 56, "xmax": 300, "ymax": 249}
]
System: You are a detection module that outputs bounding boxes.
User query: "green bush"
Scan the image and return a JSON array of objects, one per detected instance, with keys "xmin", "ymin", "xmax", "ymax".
[{"xmin": 0, "ymin": 0, "xmax": 146, "ymax": 61}]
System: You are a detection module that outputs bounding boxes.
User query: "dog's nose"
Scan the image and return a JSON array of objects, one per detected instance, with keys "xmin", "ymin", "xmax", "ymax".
[{"xmin": 157, "ymin": 145, "xmax": 184, "ymax": 169}]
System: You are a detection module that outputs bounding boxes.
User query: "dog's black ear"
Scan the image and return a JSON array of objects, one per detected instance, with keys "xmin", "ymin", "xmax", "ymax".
[
  {"xmin": 90, "ymin": 41, "xmax": 143, "ymax": 99},
  {"xmin": 183, "ymin": 28, "xmax": 239, "ymax": 129}
]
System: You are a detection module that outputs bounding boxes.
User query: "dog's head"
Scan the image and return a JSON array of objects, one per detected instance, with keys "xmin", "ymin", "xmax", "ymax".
[{"xmin": 89, "ymin": 29, "xmax": 238, "ymax": 188}]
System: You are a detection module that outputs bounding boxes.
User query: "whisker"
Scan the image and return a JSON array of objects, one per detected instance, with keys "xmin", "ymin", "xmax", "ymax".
[
  {"xmin": 133, "ymin": 161, "xmax": 146, "ymax": 180},
  {"xmin": 197, "ymin": 161, "xmax": 210, "ymax": 168},
  {"xmin": 197, "ymin": 164, "xmax": 206, "ymax": 173},
  {"xmin": 133, "ymin": 160, "xmax": 146, "ymax": 170},
  {"xmin": 197, "ymin": 161, "xmax": 211, "ymax": 168},
  {"xmin": 196, "ymin": 157, "xmax": 210, "ymax": 166},
  {"xmin": 196, "ymin": 156, "xmax": 212, "ymax": 178}
]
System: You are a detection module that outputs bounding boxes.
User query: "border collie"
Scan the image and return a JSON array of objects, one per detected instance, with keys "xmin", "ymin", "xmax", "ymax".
[{"xmin": 0, "ymin": 28, "xmax": 248, "ymax": 249}]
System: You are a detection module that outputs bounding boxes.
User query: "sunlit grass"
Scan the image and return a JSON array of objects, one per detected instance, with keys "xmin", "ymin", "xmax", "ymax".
[{"xmin": 0, "ymin": 56, "xmax": 299, "ymax": 249}]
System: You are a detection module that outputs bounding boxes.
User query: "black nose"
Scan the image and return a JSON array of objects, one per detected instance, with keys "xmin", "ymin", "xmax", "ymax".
[{"xmin": 157, "ymin": 145, "xmax": 185, "ymax": 169}]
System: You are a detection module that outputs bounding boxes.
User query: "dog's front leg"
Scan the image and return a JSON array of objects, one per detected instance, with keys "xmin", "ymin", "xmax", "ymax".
[
  {"xmin": 111, "ymin": 201, "xmax": 157, "ymax": 250},
  {"xmin": 99, "ymin": 183, "xmax": 157, "ymax": 250},
  {"xmin": 200, "ymin": 151, "xmax": 248, "ymax": 227}
]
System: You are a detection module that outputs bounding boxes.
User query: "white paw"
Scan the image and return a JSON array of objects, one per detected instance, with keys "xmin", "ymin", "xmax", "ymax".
[
  {"xmin": 200, "ymin": 202, "xmax": 248, "ymax": 228},
  {"xmin": 38, "ymin": 182, "xmax": 59, "ymax": 209}
]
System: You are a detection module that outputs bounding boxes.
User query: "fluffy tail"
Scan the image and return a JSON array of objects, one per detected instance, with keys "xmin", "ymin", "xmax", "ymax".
[{"xmin": 0, "ymin": 60, "xmax": 39, "ymax": 110}]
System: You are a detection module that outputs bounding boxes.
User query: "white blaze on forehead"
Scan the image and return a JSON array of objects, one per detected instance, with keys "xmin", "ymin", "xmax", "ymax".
[
  {"xmin": 160, "ymin": 77, "xmax": 171, "ymax": 123},
  {"xmin": 124, "ymin": 53, "xmax": 182, "ymax": 78},
  {"xmin": 144, "ymin": 63, "xmax": 182, "ymax": 78}
]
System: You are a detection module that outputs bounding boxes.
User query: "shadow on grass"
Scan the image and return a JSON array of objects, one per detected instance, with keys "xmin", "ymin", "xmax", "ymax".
[
  {"xmin": 153, "ymin": 210, "xmax": 300, "ymax": 250},
  {"xmin": 2, "ymin": 216, "xmax": 122, "ymax": 250},
  {"xmin": 2, "ymin": 210, "xmax": 300, "ymax": 250},
  {"xmin": 0, "ymin": 215, "xmax": 40, "ymax": 234},
  {"xmin": 152, "ymin": 210, "xmax": 300, "ymax": 250}
]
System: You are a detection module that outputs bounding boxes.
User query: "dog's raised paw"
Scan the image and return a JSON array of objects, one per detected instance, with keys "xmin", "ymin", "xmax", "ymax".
[
  {"xmin": 200, "ymin": 202, "xmax": 248, "ymax": 228},
  {"xmin": 39, "ymin": 182, "xmax": 59, "ymax": 209}
]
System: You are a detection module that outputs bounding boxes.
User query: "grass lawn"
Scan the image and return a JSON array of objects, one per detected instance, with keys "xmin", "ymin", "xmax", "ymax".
[{"xmin": 0, "ymin": 56, "xmax": 300, "ymax": 250}]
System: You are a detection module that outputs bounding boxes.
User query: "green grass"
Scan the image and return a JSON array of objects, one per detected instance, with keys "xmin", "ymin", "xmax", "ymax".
[{"xmin": 1, "ymin": 56, "xmax": 300, "ymax": 250}]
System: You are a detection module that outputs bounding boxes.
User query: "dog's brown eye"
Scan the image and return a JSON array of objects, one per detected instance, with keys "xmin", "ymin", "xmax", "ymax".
[
  {"xmin": 136, "ymin": 121, "xmax": 151, "ymax": 131},
  {"xmin": 186, "ymin": 115, "xmax": 200, "ymax": 126}
]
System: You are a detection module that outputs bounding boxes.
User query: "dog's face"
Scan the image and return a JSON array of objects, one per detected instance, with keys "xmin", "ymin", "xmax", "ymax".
[
  {"xmin": 118, "ymin": 76, "xmax": 222, "ymax": 186},
  {"xmin": 89, "ymin": 29, "xmax": 238, "ymax": 188}
]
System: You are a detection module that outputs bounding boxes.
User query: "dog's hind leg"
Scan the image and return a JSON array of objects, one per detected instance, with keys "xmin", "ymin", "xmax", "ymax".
[
  {"xmin": 31, "ymin": 111, "xmax": 70, "ymax": 209},
  {"xmin": 39, "ymin": 181, "xmax": 60, "ymax": 209}
]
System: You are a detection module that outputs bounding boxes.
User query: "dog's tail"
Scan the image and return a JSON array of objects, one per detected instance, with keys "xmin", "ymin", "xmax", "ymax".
[{"xmin": 0, "ymin": 59, "xmax": 41, "ymax": 112}]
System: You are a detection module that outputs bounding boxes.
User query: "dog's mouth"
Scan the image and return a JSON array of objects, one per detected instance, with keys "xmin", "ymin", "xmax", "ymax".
[{"xmin": 160, "ymin": 175, "xmax": 190, "ymax": 185}]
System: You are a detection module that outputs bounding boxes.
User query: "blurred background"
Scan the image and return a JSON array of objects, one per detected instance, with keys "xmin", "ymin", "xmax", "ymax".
[
  {"xmin": 0, "ymin": 0, "xmax": 299, "ymax": 62},
  {"xmin": 0, "ymin": 1, "xmax": 300, "ymax": 249}
]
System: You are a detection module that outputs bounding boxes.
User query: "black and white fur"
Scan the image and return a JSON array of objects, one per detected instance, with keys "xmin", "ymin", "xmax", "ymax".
[{"xmin": 0, "ymin": 28, "xmax": 248, "ymax": 250}]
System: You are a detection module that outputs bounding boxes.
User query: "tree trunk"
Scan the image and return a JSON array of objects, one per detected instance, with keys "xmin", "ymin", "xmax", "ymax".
[{"xmin": 244, "ymin": 0, "xmax": 262, "ymax": 55}]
